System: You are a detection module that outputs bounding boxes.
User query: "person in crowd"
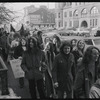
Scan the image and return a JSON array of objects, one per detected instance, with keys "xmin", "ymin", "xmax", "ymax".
[
  {"xmin": 74, "ymin": 46, "xmax": 100, "ymax": 98},
  {"xmin": 7, "ymin": 31, "xmax": 15, "ymax": 49},
  {"xmin": 44, "ymin": 37, "xmax": 51, "ymax": 46},
  {"xmin": 52, "ymin": 35, "xmax": 61, "ymax": 56},
  {"xmin": 52, "ymin": 41, "xmax": 75, "ymax": 98},
  {"xmin": 44, "ymin": 41, "xmax": 55, "ymax": 98},
  {"xmin": 32, "ymin": 30, "xmax": 38, "ymax": 38},
  {"xmin": 10, "ymin": 33, "xmax": 21, "ymax": 58},
  {"xmin": 36, "ymin": 31, "xmax": 44, "ymax": 50},
  {"xmin": 13, "ymin": 37, "xmax": 27, "ymax": 88},
  {"xmin": 71, "ymin": 40, "xmax": 85, "ymax": 73},
  {"xmin": 7, "ymin": 31, "xmax": 15, "ymax": 62},
  {"xmin": 21, "ymin": 37, "xmax": 47, "ymax": 99},
  {"xmin": 0, "ymin": 28, "xmax": 3, "ymax": 37},
  {"xmin": 70, "ymin": 39, "xmax": 77, "ymax": 51},
  {"xmin": 24, "ymin": 31, "xmax": 31, "ymax": 40},
  {"xmin": 0, "ymin": 31, "xmax": 8, "ymax": 61}
]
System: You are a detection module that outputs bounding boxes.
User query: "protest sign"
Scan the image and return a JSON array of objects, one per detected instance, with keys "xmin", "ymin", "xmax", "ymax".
[{"xmin": 10, "ymin": 59, "xmax": 25, "ymax": 79}]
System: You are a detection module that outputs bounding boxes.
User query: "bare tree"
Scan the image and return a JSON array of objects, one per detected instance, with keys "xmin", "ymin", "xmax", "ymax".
[{"xmin": 0, "ymin": 3, "xmax": 19, "ymax": 24}]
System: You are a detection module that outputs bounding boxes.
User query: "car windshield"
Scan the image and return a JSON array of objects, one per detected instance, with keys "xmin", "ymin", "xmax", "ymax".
[
  {"xmin": 93, "ymin": 39, "xmax": 100, "ymax": 45},
  {"xmin": 84, "ymin": 39, "xmax": 93, "ymax": 45}
]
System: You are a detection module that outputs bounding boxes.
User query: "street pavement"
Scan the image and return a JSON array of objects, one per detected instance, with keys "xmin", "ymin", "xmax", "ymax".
[{"xmin": 6, "ymin": 61, "xmax": 31, "ymax": 99}]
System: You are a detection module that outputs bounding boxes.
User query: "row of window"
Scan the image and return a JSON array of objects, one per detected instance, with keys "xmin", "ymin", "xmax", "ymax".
[
  {"xmin": 63, "ymin": 19, "xmax": 98, "ymax": 28},
  {"xmin": 64, "ymin": 11, "xmax": 72, "ymax": 17},
  {"xmin": 65, "ymin": 2, "xmax": 86, "ymax": 6},
  {"xmin": 75, "ymin": 2, "xmax": 86, "ymax": 6},
  {"xmin": 63, "ymin": 6, "xmax": 99, "ymax": 18},
  {"xmin": 64, "ymin": 21, "xmax": 72, "ymax": 27},
  {"xmin": 74, "ymin": 7, "xmax": 99, "ymax": 17}
]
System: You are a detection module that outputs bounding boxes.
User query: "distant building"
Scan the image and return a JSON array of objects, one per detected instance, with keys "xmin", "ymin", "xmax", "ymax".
[
  {"xmin": 23, "ymin": 5, "xmax": 55, "ymax": 30},
  {"xmin": 55, "ymin": 2, "xmax": 100, "ymax": 32}
]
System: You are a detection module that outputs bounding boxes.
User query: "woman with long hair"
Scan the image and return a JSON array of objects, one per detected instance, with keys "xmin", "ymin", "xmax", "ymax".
[
  {"xmin": 52, "ymin": 35, "xmax": 61, "ymax": 56},
  {"xmin": 71, "ymin": 39, "xmax": 85, "ymax": 73},
  {"xmin": 44, "ymin": 41, "xmax": 55, "ymax": 98},
  {"xmin": 70, "ymin": 39, "xmax": 77, "ymax": 51},
  {"xmin": 74, "ymin": 46, "xmax": 100, "ymax": 98},
  {"xmin": 21, "ymin": 37, "xmax": 46, "ymax": 99}
]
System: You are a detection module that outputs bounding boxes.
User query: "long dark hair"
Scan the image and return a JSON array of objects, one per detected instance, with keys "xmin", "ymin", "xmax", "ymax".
[
  {"xmin": 82, "ymin": 46, "xmax": 100, "ymax": 66},
  {"xmin": 27, "ymin": 37, "xmax": 39, "ymax": 54},
  {"xmin": 47, "ymin": 42, "xmax": 55, "ymax": 62},
  {"xmin": 19, "ymin": 37, "xmax": 27, "ymax": 47},
  {"xmin": 53, "ymin": 34, "xmax": 61, "ymax": 47},
  {"xmin": 60, "ymin": 41, "xmax": 72, "ymax": 54}
]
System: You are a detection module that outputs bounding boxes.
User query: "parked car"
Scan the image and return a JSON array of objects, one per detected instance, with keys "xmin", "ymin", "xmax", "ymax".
[{"xmin": 84, "ymin": 37, "xmax": 100, "ymax": 51}]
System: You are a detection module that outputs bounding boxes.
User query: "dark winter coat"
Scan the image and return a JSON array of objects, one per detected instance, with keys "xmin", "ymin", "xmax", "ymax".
[
  {"xmin": 74, "ymin": 61, "xmax": 99, "ymax": 98},
  {"xmin": 72, "ymin": 49, "xmax": 84, "ymax": 73},
  {"xmin": 21, "ymin": 50, "xmax": 46, "ymax": 80},
  {"xmin": 52, "ymin": 52, "xmax": 75, "ymax": 92},
  {"xmin": 13, "ymin": 45, "xmax": 26, "ymax": 59},
  {"xmin": 44, "ymin": 50, "xmax": 55, "ymax": 97}
]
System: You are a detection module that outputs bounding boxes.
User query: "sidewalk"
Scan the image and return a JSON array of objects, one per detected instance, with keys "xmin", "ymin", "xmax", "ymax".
[{"xmin": 6, "ymin": 62, "xmax": 31, "ymax": 98}]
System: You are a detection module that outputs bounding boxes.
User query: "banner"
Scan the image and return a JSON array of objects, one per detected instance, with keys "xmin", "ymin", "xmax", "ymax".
[{"xmin": 10, "ymin": 59, "xmax": 25, "ymax": 79}]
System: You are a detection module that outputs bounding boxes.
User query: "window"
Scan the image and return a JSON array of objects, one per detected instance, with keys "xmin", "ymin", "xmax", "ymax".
[
  {"xmin": 69, "ymin": 21, "xmax": 72, "ymax": 27},
  {"xmin": 65, "ymin": 21, "xmax": 67, "ymax": 27},
  {"xmin": 90, "ymin": 19, "xmax": 92, "ymax": 26},
  {"xmin": 73, "ymin": 10, "xmax": 78, "ymax": 17},
  {"xmin": 90, "ymin": 19, "xmax": 97, "ymax": 27},
  {"xmin": 75, "ymin": 3, "xmax": 77, "ymax": 6},
  {"xmin": 64, "ymin": 12, "xmax": 67, "ymax": 17},
  {"xmin": 58, "ymin": 13, "xmax": 60, "ymax": 18},
  {"xmin": 81, "ymin": 8, "xmax": 87, "ymax": 17},
  {"xmin": 59, "ymin": 22, "xmax": 60, "ymax": 27},
  {"xmin": 95, "ymin": 19, "xmax": 97, "ymax": 26},
  {"xmin": 90, "ymin": 7, "xmax": 99, "ymax": 16},
  {"xmin": 69, "ymin": 11, "xmax": 72, "ymax": 17}
]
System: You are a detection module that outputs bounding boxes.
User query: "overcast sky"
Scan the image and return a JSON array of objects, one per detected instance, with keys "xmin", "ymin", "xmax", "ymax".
[{"xmin": 7, "ymin": 2, "xmax": 55, "ymax": 12}]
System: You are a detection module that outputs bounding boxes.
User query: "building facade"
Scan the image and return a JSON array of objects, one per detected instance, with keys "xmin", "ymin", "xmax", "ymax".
[
  {"xmin": 55, "ymin": 2, "xmax": 100, "ymax": 31},
  {"xmin": 23, "ymin": 5, "xmax": 55, "ymax": 30}
]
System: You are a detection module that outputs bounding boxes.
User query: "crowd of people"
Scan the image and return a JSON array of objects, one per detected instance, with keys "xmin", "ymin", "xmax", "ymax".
[{"xmin": 0, "ymin": 27, "xmax": 100, "ymax": 98}]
